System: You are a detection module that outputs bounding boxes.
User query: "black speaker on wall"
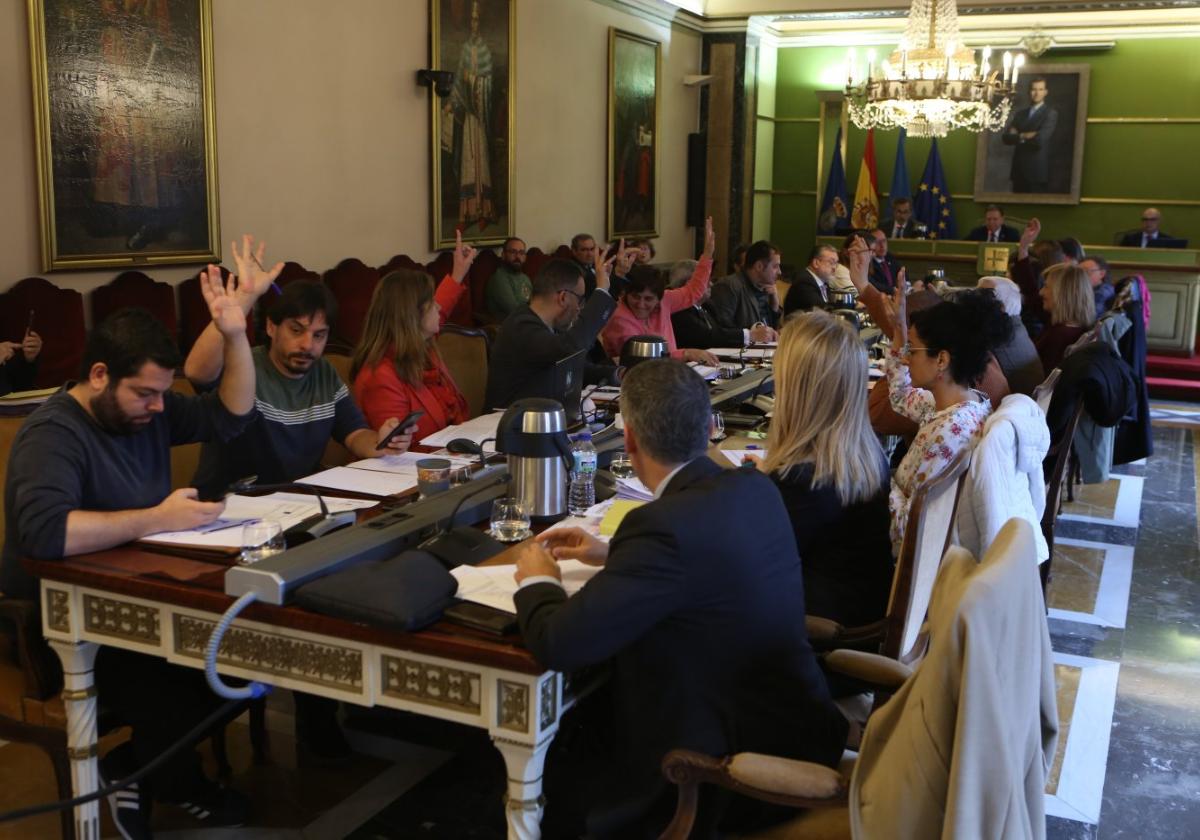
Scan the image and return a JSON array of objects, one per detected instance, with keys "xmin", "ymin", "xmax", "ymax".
[{"xmin": 686, "ymin": 133, "xmax": 706, "ymax": 228}]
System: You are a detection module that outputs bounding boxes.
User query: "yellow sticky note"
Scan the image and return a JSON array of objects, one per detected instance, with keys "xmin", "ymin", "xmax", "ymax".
[{"xmin": 599, "ymin": 500, "xmax": 644, "ymax": 537}]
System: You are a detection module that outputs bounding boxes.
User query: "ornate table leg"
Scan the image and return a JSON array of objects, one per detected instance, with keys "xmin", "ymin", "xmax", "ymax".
[
  {"xmin": 492, "ymin": 735, "xmax": 551, "ymax": 840},
  {"xmin": 49, "ymin": 640, "xmax": 101, "ymax": 840}
]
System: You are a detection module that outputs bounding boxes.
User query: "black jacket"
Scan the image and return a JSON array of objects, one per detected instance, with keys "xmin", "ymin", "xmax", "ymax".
[
  {"xmin": 783, "ymin": 269, "xmax": 828, "ymax": 314},
  {"xmin": 1047, "ymin": 342, "xmax": 1135, "ymax": 437},
  {"xmin": 671, "ymin": 304, "xmax": 745, "ymax": 350},
  {"xmin": 1112, "ymin": 290, "xmax": 1153, "ymax": 465},
  {"xmin": 708, "ymin": 273, "xmax": 781, "ymax": 331},
  {"xmin": 515, "ymin": 457, "xmax": 846, "ymax": 835},
  {"xmin": 867, "ymin": 254, "xmax": 903, "ymax": 294},
  {"xmin": 1118, "ymin": 231, "xmax": 1186, "ymax": 249},
  {"xmin": 880, "ymin": 217, "xmax": 927, "ymax": 240},
  {"xmin": 965, "ymin": 224, "xmax": 1021, "ymax": 243}
]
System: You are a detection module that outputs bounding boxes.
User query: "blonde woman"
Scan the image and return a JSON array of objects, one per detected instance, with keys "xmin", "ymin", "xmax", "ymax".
[
  {"xmin": 352, "ymin": 236, "xmax": 477, "ymax": 442},
  {"xmin": 763, "ymin": 311, "xmax": 892, "ymax": 626},
  {"xmin": 1033, "ymin": 263, "xmax": 1096, "ymax": 370}
]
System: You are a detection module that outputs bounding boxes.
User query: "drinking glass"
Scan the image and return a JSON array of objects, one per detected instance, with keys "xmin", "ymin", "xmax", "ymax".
[
  {"xmin": 489, "ymin": 498, "xmax": 532, "ymax": 543},
  {"xmin": 609, "ymin": 450, "xmax": 635, "ymax": 478},
  {"xmin": 240, "ymin": 520, "xmax": 284, "ymax": 565},
  {"xmin": 710, "ymin": 412, "xmax": 726, "ymax": 443},
  {"xmin": 416, "ymin": 457, "xmax": 452, "ymax": 498},
  {"xmin": 449, "ymin": 465, "xmax": 473, "ymax": 488}
]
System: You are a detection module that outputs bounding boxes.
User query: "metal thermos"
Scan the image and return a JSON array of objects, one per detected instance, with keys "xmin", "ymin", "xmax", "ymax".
[
  {"xmin": 619, "ymin": 335, "xmax": 668, "ymax": 370},
  {"xmin": 495, "ymin": 399, "xmax": 574, "ymax": 522}
]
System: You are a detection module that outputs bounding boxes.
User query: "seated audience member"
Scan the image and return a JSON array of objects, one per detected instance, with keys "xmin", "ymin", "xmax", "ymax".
[
  {"xmin": 783, "ymin": 244, "xmax": 838, "ymax": 313},
  {"xmin": 570, "ymin": 233, "xmax": 599, "ymax": 296},
  {"xmin": 965, "ymin": 204, "xmax": 1021, "ymax": 243},
  {"xmin": 1011, "ymin": 217, "xmax": 1069, "ymax": 336},
  {"xmin": 0, "ymin": 326, "xmax": 43, "ymax": 396},
  {"xmin": 727, "ymin": 243, "xmax": 748, "ymax": 278},
  {"xmin": 880, "ymin": 196, "xmax": 926, "ymax": 240},
  {"xmin": 188, "ymin": 238, "xmax": 415, "ymax": 499},
  {"xmin": 631, "ymin": 238, "xmax": 656, "ymax": 265},
  {"xmin": 485, "ymin": 237, "xmax": 532, "ymax": 318},
  {"xmin": 1012, "ymin": 220, "xmax": 1096, "ymax": 371},
  {"xmin": 866, "ymin": 227, "xmax": 903, "ymax": 294},
  {"xmin": 1080, "ymin": 254, "xmax": 1115, "ymax": 314},
  {"xmin": 709, "ymin": 240, "xmax": 784, "ymax": 330},
  {"xmin": 884, "ymin": 286, "xmax": 1010, "ymax": 553},
  {"xmin": 485, "ymin": 252, "xmax": 618, "ymax": 409},
  {"xmin": 976, "ymin": 276, "xmax": 1045, "ymax": 395},
  {"xmin": 352, "ymin": 238, "xmax": 481, "ymax": 440},
  {"xmin": 670, "ymin": 261, "xmax": 776, "ymax": 349},
  {"xmin": 516, "ymin": 359, "xmax": 848, "ymax": 836},
  {"xmin": 1119, "ymin": 207, "xmax": 1183, "ymax": 248},
  {"xmin": 600, "ymin": 218, "xmax": 719, "ymax": 364},
  {"xmin": 763, "ymin": 312, "xmax": 893, "ymax": 626},
  {"xmin": 1058, "ymin": 237, "xmax": 1085, "ymax": 263},
  {"xmin": 2, "ymin": 287, "xmax": 256, "ymax": 833}
]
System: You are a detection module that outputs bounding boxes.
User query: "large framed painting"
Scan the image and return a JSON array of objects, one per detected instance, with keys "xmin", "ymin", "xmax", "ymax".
[
  {"xmin": 28, "ymin": 0, "xmax": 220, "ymax": 271},
  {"xmin": 974, "ymin": 64, "xmax": 1090, "ymax": 205},
  {"xmin": 607, "ymin": 29, "xmax": 660, "ymax": 240},
  {"xmin": 430, "ymin": 0, "xmax": 514, "ymax": 250}
]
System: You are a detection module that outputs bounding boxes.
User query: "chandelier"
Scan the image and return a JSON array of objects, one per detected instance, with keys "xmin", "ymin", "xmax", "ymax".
[{"xmin": 844, "ymin": 0, "xmax": 1024, "ymax": 138}]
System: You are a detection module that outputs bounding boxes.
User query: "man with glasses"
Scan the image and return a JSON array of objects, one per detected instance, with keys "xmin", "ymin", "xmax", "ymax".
[
  {"xmin": 783, "ymin": 244, "xmax": 839, "ymax": 314},
  {"xmin": 1079, "ymin": 255, "xmax": 1116, "ymax": 314},
  {"xmin": 485, "ymin": 252, "xmax": 618, "ymax": 409},
  {"xmin": 866, "ymin": 227, "xmax": 904, "ymax": 294},
  {"xmin": 486, "ymin": 236, "xmax": 533, "ymax": 318},
  {"xmin": 1119, "ymin": 208, "xmax": 1185, "ymax": 248}
]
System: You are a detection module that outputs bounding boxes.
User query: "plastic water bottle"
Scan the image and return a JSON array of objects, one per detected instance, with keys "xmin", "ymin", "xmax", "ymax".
[{"xmin": 568, "ymin": 431, "xmax": 597, "ymax": 515}]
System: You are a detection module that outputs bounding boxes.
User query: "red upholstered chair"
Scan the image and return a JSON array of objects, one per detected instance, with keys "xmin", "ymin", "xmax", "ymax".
[
  {"xmin": 0, "ymin": 278, "xmax": 86, "ymax": 389},
  {"xmin": 553, "ymin": 244, "xmax": 573, "ymax": 260},
  {"xmin": 467, "ymin": 248, "xmax": 500, "ymax": 321},
  {"xmin": 324, "ymin": 258, "xmax": 380, "ymax": 349},
  {"xmin": 523, "ymin": 247, "xmax": 550, "ymax": 281},
  {"xmin": 378, "ymin": 253, "xmax": 424, "ymax": 275},
  {"xmin": 92, "ymin": 271, "xmax": 178, "ymax": 340}
]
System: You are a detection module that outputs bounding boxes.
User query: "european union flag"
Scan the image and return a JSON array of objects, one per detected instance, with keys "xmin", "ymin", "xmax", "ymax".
[
  {"xmin": 817, "ymin": 127, "xmax": 851, "ymax": 234},
  {"xmin": 889, "ymin": 128, "xmax": 910, "ymax": 202},
  {"xmin": 913, "ymin": 139, "xmax": 957, "ymax": 240}
]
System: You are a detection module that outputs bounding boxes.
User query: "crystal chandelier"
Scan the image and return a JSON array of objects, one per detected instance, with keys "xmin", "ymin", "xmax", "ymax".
[{"xmin": 844, "ymin": 0, "xmax": 1024, "ymax": 138}]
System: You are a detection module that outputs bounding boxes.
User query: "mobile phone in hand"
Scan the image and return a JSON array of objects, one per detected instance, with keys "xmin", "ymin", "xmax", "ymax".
[{"xmin": 376, "ymin": 410, "xmax": 425, "ymax": 450}]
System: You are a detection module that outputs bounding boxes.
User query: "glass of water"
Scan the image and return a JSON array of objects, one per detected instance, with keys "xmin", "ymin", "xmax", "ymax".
[
  {"xmin": 240, "ymin": 520, "xmax": 284, "ymax": 565},
  {"xmin": 610, "ymin": 450, "xmax": 634, "ymax": 478},
  {"xmin": 489, "ymin": 498, "xmax": 532, "ymax": 543},
  {"xmin": 710, "ymin": 412, "xmax": 726, "ymax": 443}
]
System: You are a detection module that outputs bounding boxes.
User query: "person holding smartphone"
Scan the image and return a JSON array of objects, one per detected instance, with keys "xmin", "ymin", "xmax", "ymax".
[
  {"xmin": 352, "ymin": 232, "xmax": 479, "ymax": 442},
  {"xmin": 0, "ymin": 314, "xmax": 43, "ymax": 396}
]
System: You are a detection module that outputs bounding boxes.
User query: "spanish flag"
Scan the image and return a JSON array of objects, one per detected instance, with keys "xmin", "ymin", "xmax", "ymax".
[{"xmin": 851, "ymin": 129, "xmax": 879, "ymax": 230}]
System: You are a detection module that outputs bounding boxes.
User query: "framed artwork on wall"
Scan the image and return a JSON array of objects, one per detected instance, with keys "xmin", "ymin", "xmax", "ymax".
[
  {"xmin": 608, "ymin": 28, "xmax": 660, "ymax": 240},
  {"xmin": 430, "ymin": 0, "xmax": 514, "ymax": 250},
  {"xmin": 973, "ymin": 63, "xmax": 1091, "ymax": 205},
  {"xmin": 27, "ymin": 0, "xmax": 220, "ymax": 271}
]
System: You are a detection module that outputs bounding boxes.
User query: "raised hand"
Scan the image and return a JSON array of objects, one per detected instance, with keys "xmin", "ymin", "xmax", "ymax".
[
  {"xmin": 450, "ymin": 227, "xmax": 479, "ymax": 283},
  {"xmin": 229, "ymin": 234, "xmax": 283, "ymax": 311},
  {"xmin": 1018, "ymin": 217, "xmax": 1040, "ymax": 260},
  {"xmin": 702, "ymin": 216, "xmax": 716, "ymax": 260},
  {"xmin": 846, "ymin": 234, "xmax": 871, "ymax": 292},
  {"xmin": 22, "ymin": 330, "xmax": 43, "ymax": 362},
  {"xmin": 594, "ymin": 240, "xmax": 615, "ymax": 292},
  {"xmin": 891, "ymin": 270, "xmax": 908, "ymax": 348},
  {"xmin": 200, "ymin": 264, "xmax": 247, "ymax": 337},
  {"xmin": 615, "ymin": 239, "xmax": 637, "ymax": 276}
]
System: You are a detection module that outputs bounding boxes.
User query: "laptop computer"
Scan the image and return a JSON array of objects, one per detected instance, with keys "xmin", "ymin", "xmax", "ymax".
[{"xmin": 553, "ymin": 348, "xmax": 587, "ymax": 424}]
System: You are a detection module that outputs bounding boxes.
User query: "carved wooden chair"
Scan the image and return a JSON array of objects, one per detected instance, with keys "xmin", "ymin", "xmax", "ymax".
[
  {"xmin": 806, "ymin": 446, "xmax": 971, "ymax": 665},
  {"xmin": 92, "ymin": 271, "xmax": 178, "ymax": 340},
  {"xmin": 324, "ymin": 258, "xmax": 380, "ymax": 349},
  {"xmin": 378, "ymin": 253, "xmax": 423, "ymax": 275},
  {"xmin": 436, "ymin": 324, "xmax": 490, "ymax": 419},
  {"xmin": 1040, "ymin": 400, "xmax": 1085, "ymax": 593}
]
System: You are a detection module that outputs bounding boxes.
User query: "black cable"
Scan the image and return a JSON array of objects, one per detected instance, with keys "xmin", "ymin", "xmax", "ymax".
[{"xmin": 0, "ymin": 697, "xmax": 244, "ymax": 824}]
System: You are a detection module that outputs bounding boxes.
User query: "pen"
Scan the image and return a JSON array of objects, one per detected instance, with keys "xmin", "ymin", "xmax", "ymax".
[
  {"xmin": 251, "ymin": 252, "xmax": 283, "ymax": 295},
  {"xmin": 26, "ymin": 309, "xmax": 35, "ymax": 335}
]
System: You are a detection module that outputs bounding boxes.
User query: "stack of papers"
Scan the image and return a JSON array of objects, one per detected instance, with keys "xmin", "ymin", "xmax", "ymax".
[
  {"xmin": 614, "ymin": 476, "xmax": 654, "ymax": 501},
  {"xmin": 450, "ymin": 560, "xmax": 604, "ymax": 614},
  {"xmin": 720, "ymin": 449, "xmax": 766, "ymax": 468},
  {"xmin": 707, "ymin": 347, "xmax": 775, "ymax": 362},
  {"xmin": 0, "ymin": 386, "xmax": 58, "ymax": 407},
  {"xmin": 299, "ymin": 452, "xmax": 473, "ymax": 496},
  {"xmin": 420, "ymin": 411, "xmax": 506, "ymax": 452},
  {"xmin": 543, "ymin": 498, "xmax": 616, "ymax": 542},
  {"xmin": 142, "ymin": 492, "xmax": 377, "ymax": 549}
]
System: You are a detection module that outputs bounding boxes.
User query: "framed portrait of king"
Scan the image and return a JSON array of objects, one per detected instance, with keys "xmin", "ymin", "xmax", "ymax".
[
  {"xmin": 430, "ymin": 0, "xmax": 515, "ymax": 250},
  {"xmin": 607, "ymin": 29, "xmax": 660, "ymax": 240},
  {"xmin": 974, "ymin": 63, "xmax": 1090, "ymax": 205},
  {"xmin": 28, "ymin": 0, "xmax": 221, "ymax": 271}
]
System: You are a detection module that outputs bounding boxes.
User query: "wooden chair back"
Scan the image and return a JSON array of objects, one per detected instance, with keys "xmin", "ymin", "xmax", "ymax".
[
  {"xmin": 0, "ymin": 278, "xmax": 85, "ymax": 389},
  {"xmin": 378, "ymin": 253, "xmax": 424, "ymax": 275},
  {"xmin": 436, "ymin": 324, "xmax": 490, "ymax": 419},
  {"xmin": 523, "ymin": 247, "xmax": 550, "ymax": 281},
  {"xmin": 882, "ymin": 446, "xmax": 971, "ymax": 663},
  {"xmin": 92, "ymin": 270, "xmax": 177, "ymax": 339},
  {"xmin": 321, "ymin": 354, "xmax": 356, "ymax": 467},
  {"xmin": 468, "ymin": 248, "xmax": 500, "ymax": 319},
  {"xmin": 1040, "ymin": 400, "xmax": 1085, "ymax": 590},
  {"xmin": 169, "ymin": 378, "xmax": 202, "ymax": 491},
  {"xmin": 324, "ymin": 258, "xmax": 381, "ymax": 348}
]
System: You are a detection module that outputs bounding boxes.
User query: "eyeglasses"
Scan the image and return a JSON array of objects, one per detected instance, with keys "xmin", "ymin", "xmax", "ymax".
[
  {"xmin": 560, "ymin": 288, "xmax": 586, "ymax": 305},
  {"xmin": 901, "ymin": 344, "xmax": 934, "ymax": 357},
  {"xmin": 1142, "ymin": 217, "xmax": 1160, "ymax": 222}
]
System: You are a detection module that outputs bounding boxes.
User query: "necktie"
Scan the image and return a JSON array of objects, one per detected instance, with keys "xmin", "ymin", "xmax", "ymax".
[
  {"xmin": 1143, "ymin": 234, "xmax": 1151, "ymax": 248},
  {"xmin": 894, "ymin": 225, "xmax": 902, "ymax": 239},
  {"xmin": 879, "ymin": 260, "xmax": 892, "ymax": 291},
  {"xmin": 990, "ymin": 231, "xmax": 997, "ymax": 243}
]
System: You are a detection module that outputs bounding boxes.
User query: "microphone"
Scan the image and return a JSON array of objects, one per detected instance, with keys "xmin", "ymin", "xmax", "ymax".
[
  {"xmin": 419, "ymin": 470, "xmax": 511, "ymax": 568},
  {"xmin": 228, "ymin": 476, "xmax": 356, "ymax": 547}
]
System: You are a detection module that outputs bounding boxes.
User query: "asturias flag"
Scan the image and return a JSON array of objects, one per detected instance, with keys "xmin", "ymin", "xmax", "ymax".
[
  {"xmin": 818, "ymin": 126, "xmax": 851, "ymax": 234},
  {"xmin": 851, "ymin": 129, "xmax": 880, "ymax": 230},
  {"xmin": 913, "ymin": 139, "xmax": 957, "ymax": 240}
]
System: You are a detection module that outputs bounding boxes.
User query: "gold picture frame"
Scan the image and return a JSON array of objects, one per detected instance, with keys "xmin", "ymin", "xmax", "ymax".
[
  {"xmin": 27, "ymin": 0, "xmax": 221, "ymax": 271},
  {"xmin": 430, "ymin": 0, "xmax": 515, "ymax": 250},
  {"xmin": 607, "ymin": 28, "xmax": 661, "ymax": 240}
]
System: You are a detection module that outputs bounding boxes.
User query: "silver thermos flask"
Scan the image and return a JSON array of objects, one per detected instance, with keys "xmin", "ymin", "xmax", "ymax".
[{"xmin": 495, "ymin": 399, "xmax": 574, "ymax": 522}]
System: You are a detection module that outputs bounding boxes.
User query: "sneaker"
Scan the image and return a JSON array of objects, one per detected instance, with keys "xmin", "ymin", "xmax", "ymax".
[
  {"xmin": 170, "ymin": 783, "xmax": 250, "ymax": 828},
  {"xmin": 99, "ymin": 749, "xmax": 152, "ymax": 840}
]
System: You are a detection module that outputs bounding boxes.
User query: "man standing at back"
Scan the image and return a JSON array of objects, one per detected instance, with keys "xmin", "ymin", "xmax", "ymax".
[
  {"xmin": 708, "ymin": 240, "xmax": 783, "ymax": 333},
  {"xmin": 514, "ymin": 360, "xmax": 847, "ymax": 836}
]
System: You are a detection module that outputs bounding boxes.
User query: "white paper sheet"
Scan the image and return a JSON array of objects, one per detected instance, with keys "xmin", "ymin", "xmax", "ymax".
[
  {"xmin": 419, "ymin": 411, "xmax": 506, "ymax": 451},
  {"xmin": 298, "ymin": 466, "xmax": 419, "ymax": 497},
  {"xmin": 450, "ymin": 559, "xmax": 604, "ymax": 614},
  {"xmin": 720, "ymin": 449, "xmax": 767, "ymax": 468},
  {"xmin": 542, "ymin": 499, "xmax": 616, "ymax": 543},
  {"xmin": 141, "ymin": 493, "xmax": 377, "ymax": 549},
  {"xmin": 345, "ymin": 452, "xmax": 474, "ymax": 475}
]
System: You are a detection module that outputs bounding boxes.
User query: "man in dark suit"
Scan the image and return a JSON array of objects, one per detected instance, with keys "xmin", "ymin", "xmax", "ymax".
[
  {"xmin": 514, "ymin": 360, "xmax": 847, "ymax": 837},
  {"xmin": 879, "ymin": 197, "xmax": 927, "ymax": 240},
  {"xmin": 485, "ymin": 257, "xmax": 617, "ymax": 409},
  {"xmin": 866, "ymin": 228, "xmax": 904, "ymax": 294},
  {"xmin": 1118, "ymin": 207, "xmax": 1186, "ymax": 248},
  {"xmin": 708, "ymin": 240, "xmax": 783, "ymax": 331},
  {"xmin": 966, "ymin": 204, "xmax": 1021, "ymax": 243},
  {"xmin": 570, "ymin": 232, "xmax": 600, "ymax": 296},
  {"xmin": 1002, "ymin": 77, "xmax": 1058, "ymax": 193},
  {"xmin": 784, "ymin": 244, "xmax": 838, "ymax": 313},
  {"xmin": 668, "ymin": 260, "xmax": 776, "ymax": 349}
]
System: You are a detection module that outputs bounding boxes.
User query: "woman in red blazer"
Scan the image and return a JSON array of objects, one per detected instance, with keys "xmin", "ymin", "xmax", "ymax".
[{"xmin": 352, "ymin": 237, "xmax": 477, "ymax": 443}]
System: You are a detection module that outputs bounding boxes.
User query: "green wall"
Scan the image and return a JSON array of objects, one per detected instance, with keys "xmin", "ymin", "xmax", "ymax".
[{"xmin": 764, "ymin": 38, "xmax": 1200, "ymax": 263}]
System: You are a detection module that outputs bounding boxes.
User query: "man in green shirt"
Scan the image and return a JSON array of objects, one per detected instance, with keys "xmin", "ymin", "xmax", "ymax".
[{"xmin": 486, "ymin": 236, "xmax": 532, "ymax": 318}]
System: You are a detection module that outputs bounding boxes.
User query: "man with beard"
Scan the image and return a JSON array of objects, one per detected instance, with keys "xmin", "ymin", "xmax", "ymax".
[
  {"xmin": 1, "ymin": 274, "xmax": 256, "ymax": 836},
  {"xmin": 485, "ymin": 252, "xmax": 618, "ymax": 410},
  {"xmin": 485, "ymin": 236, "xmax": 532, "ymax": 318},
  {"xmin": 188, "ymin": 237, "xmax": 413, "ymax": 500}
]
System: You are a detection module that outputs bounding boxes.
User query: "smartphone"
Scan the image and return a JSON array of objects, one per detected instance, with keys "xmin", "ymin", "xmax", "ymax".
[
  {"xmin": 376, "ymin": 410, "xmax": 425, "ymax": 450},
  {"xmin": 26, "ymin": 309, "xmax": 35, "ymax": 334}
]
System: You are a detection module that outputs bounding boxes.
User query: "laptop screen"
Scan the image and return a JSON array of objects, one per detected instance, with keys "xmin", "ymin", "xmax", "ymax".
[{"xmin": 553, "ymin": 349, "xmax": 587, "ymax": 422}]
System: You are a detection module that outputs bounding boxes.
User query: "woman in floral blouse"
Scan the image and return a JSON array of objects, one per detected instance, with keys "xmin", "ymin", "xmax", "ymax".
[{"xmin": 883, "ymin": 272, "xmax": 1013, "ymax": 552}]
